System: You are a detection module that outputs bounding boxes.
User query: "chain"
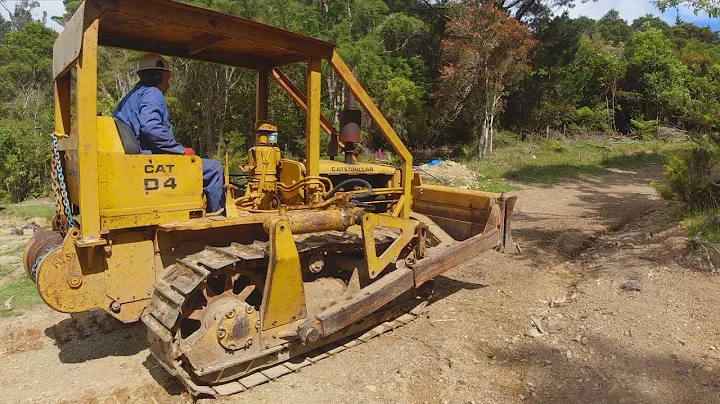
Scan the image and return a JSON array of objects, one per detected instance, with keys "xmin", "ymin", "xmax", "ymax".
[{"xmin": 51, "ymin": 134, "xmax": 74, "ymax": 232}]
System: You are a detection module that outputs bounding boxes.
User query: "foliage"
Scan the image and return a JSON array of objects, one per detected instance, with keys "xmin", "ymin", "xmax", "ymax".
[
  {"xmin": 653, "ymin": 0, "xmax": 720, "ymax": 17},
  {"xmin": 662, "ymin": 135, "xmax": 720, "ymax": 208},
  {"xmin": 630, "ymin": 118, "xmax": 658, "ymax": 139},
  {"xmin": 436, "ymin": 2, "xmax": 533, "ymax": 158}
]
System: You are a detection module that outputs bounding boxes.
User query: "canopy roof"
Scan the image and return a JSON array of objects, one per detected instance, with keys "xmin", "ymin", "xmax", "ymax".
[{"xmin": 54, "ymin": 0, "xmax": 335, "ymax": 76}]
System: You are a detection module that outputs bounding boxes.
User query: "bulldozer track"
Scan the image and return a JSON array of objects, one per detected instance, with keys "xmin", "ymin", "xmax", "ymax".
[{"xmin": 142, "ymin": 229, "xmax": 425, "ymax": 397}]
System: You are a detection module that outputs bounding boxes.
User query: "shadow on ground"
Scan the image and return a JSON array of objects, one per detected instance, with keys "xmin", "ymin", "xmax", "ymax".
[
  {"xmin": 45, "ymin": 310, "xmax": 147, "ymax": 363},
  {"xmin": 485, "ymin": 333, "xmax": 720, "ymax": 404}
]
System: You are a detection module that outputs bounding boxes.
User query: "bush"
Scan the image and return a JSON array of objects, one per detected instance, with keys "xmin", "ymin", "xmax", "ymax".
[
  {"xmin": 663, "ymin": 135, "xmax": 720, "ymax": 208},
  {"xmin": 630, "ymin": 118, "xmax": 658, "ymax": 139},
  {"xmin": 570, "ymin": 106, "xmax": 612, "ymax": 132},
  {"xmin": 0, "ymin": 119, "xmax": 51, "ymax": 202},
  {"xmin": 542, "ymin": 139, "xmax": 569, "ymax": 153}
]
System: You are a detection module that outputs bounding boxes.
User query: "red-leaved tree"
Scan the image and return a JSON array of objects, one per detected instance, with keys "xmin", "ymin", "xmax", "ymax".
[{"xmin": 436, "ymin": 2, "xmax": 534, "ymax": 158}]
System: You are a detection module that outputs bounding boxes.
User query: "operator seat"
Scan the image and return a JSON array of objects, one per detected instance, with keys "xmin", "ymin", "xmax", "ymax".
[{"xmin": 113, "ymin": 117, "xmax": 141, "ymax": 154}]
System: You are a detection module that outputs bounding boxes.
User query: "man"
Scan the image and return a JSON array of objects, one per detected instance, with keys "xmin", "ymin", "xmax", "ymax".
[{"xmin": 113, "ymin": 53, "xmax": 224, "ymax": 213}]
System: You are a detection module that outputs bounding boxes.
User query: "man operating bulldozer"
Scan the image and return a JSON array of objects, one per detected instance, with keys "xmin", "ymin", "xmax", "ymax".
[{"xmin": 113, "ymin": 53, "xmax": 224, "ymax": 213}]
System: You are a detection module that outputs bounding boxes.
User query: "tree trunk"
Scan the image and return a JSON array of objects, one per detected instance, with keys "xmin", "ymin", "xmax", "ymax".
[{"xmin": 480, "ymin": 110, "xmax": 490, "ymax": 159}]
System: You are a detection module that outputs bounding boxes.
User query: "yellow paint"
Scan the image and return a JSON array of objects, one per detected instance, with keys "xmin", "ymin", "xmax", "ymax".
[
  {"xmin": 96, "ymin": 117, "xmax": 204, "ymax": 228},
  {"xmin": 35, "ymin": 228, "xmax": 106, "ymax": 314},
  {"xmin": 360, "ymin": 213, "xmax": 417, "ymax": 279},
  {"xmin": 76, "ymin": 19, "xmax": 101, "ymax": 240},
  {"xmin": 104, "ymin": 231, "xmax": 155, "ymax": 304},
  {"xmin": 305, "ymin": 59, "xmax": 322, "ymax": 203},
  {"xmin": 319, "ymin": 160, "xmax": 397, "ymax": 176},
  {"xmin": 261, "ymin": 219, "xmax": 307, "ymax": 331}
]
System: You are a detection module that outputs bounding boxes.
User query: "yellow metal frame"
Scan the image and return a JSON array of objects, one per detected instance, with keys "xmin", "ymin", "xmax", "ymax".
[{"xmin": 53, "ymin": 0, "xmax": 414, "ymax": 247}]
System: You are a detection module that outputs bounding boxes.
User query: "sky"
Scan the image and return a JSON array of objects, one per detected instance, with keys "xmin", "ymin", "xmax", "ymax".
[
  {"xmin": 1, "ymin": 0, "xmax": 719, "ymax": 32},
  {"xmin": 561, "ymin": 0, "xmax": 720, "ymax": 31}
]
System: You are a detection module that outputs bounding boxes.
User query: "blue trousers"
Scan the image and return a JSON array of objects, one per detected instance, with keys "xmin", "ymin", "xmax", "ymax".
[{"xmin": 202, "ymin": 158, "xmax": 224, "ymax": 212}]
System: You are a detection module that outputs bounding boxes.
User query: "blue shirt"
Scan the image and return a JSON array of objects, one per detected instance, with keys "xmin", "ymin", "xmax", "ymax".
[{"xmin": 112, "ymin": 83, "xmax": 185, "ymax": 155}]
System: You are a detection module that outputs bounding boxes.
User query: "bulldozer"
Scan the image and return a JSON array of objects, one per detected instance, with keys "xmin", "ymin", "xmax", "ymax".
[{"xmin": 23, "ymin": 0, "xmax": 519, "ymax": 396}]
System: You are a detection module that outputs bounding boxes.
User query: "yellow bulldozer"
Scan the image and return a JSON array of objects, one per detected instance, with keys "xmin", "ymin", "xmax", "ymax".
[{"xmin": 23, "ymin": 0, "xmax": 519, "ymax": 396}]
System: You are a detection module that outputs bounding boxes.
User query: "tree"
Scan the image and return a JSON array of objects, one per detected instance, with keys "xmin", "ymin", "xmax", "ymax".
[
  {"xmin": 624, "ymin": 27, "xmax": 691, "ymax": 124},
  {"xmin": 653, "ymin": 0, "xmax": 720, "ymax": 17},
  {"xmin": 631, "ymin": 14, "xmax": 671, "ymax": 34},
  {"xmin": 436, "ymin": 2, "xmax": 533, "ymax": 158},
  {"xmin": 595, "ymin": 9, "xmax": 632, "ymax": 45},
  {"xmin": 494, "ymin": 0, "xmax": 597, "ymax": 24}
]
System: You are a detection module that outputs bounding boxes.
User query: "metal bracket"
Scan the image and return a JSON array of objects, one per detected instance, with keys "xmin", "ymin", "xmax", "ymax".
[
  {"xmin": 359, "ymin": 213, "xmax": 418, "ymax": 279},
  {"xmin": 260, "ymin": 219, "xmax": 307, "ymax": 331}
]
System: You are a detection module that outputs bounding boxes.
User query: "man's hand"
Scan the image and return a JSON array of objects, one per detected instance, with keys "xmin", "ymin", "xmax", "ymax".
[{"xmin": 184, "ymin": 147, "xmax": 195, "ymax": 155}]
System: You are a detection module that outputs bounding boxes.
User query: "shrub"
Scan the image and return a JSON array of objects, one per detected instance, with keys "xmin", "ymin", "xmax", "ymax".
[
  {"xmin": 0, "ymin": 119, "xmax": 52, "ymax": 202},
  {"xmin": 630, "ymin": 118, "xmax": 658, "ymax": 139},
  {"xmin": 542, "ymin": 139, "xmax": 569, "ymax": 153},
  {"xmin": 662, "ymin": 135, "xmax": 720, "ymax": 208}
]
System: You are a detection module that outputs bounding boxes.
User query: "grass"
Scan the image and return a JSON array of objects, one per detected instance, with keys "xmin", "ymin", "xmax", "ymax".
[
  {"xmin": 461, "ymin": 139, "xmax": 690, "ymax": 192},
  {"xmin": 0, "ymin": 277, "xmax": 42, "ymax": 317},
  {"xmin": 0, "ymin": 200, "xmax": 53, "ymax": 316},
  {"xmin": 683, "ymin": 209, "xmax": 720, "ymax": 244},
  {"xmin": 0, "ymin": 203, "xmax": 55, "ymax": 218}
]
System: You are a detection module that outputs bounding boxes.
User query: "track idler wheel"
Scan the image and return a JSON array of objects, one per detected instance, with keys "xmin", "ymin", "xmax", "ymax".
[{"xmin": 23, "ymin": 230, "xmax": 63, "ymax": 282}]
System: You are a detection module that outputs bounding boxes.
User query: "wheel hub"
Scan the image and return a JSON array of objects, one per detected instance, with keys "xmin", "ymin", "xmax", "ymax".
[{"xmin": 203, "ymin": 296, "xmax": 258, "ymax": 351}]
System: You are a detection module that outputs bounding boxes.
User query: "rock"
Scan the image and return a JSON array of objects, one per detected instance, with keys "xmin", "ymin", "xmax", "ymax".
[
  {"xmin": 704, "ymin": 366, "xmax": 713, "ymax": 372},
  {"xmin": 529, "ymin": 328, "xmax": 545, "ymax": 338},
  {"xmin": 550, "ymin": 296, "xmax": 567, "ymax": 308},
  {"xmin": 566, "ymin": 350, "xmax": 573, "ymax": 360},
  {"xmin": 3, "ymin": 296, "xmax": 13, "ymax": 310},
  {"xmin": 365, "ymin": 385, "xmax": 377, "ymax": 392},
  {"xmin": 621, "ymin": 280, "xmax": 642, "ymax": 292},
  {"xmin": 573, "ymin": 334, "xmax": 583, "ymax": 342},
  {"xmin": 529, "ymin": 316, "xmax": 548, "ymax": 336}
]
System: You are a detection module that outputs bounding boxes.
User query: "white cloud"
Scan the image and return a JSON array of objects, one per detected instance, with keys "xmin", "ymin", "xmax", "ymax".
[
  {"xmin": 1, "ymin": 0, "xmax": 65, "ymax": 31},
  {"xmin": 560, "ymin": 0, "xmax": 657, "ymax": 23}
]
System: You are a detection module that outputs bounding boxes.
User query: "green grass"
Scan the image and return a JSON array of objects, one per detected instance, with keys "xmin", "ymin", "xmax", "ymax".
[
  {"xmin": 683, "ymin": 209, "xmax": 720, "ymax": 243},
  {"xmin": 461, "ymin": 139, "xmax": 690, "ymax": 192},
  {"xmin": 0, "ymin": 203, "xmax": 55, "ymax": 218},
  {"xmin": 0, "ymin": 277, "xmax": 42, "ymax": 317}
]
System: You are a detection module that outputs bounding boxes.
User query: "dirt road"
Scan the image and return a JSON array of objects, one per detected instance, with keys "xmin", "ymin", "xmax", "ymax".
[{"xmin": 2, "ymin": 166, "xmax": 719, "ymax": 404}]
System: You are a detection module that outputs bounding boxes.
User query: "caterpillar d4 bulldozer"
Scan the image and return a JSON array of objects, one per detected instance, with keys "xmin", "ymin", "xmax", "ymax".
[{"xmin": 24, "ymin": 0, "xmax": 519, "ymax": 396}]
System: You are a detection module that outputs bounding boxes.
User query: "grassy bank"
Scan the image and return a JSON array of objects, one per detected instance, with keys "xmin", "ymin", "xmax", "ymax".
[{"xmin": 462, "ymin": 139, "xmax": 689, "ymax": 192}]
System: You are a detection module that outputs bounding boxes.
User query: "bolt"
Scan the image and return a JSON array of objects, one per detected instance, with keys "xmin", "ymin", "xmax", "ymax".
[
  {"xmin": 226, "ymin": 309, "xmax": 236, "ymax": 319},
  {"xmin": 110, "ymin": 301, "xmax": 121, "ymax": 313},
  {"xmin": 245, "ymin": 305, "xmax": 254, "ymax": 314},
  {"xmin": 303, "ymin": 327, "xmax": 319, "ymax": 343},
  {"xmin": 68, "ymin": 275, "xmax": 82, "ymax": 289},
  {"xmin": 255, "ymin": 320, "xmax": 261, "ymax": 330},
  {"xmin": 217, "ymin": 328, "xmax": 226, "ymax": 339},
  {"xmin": 245, "ymin": 339, "xmax": 253, "ymax": 349},
  {"xmin": 228, "ymin": 342, "xmax": 236, "ymax": 349},
  {"xmin": 272, "ymin": 321, "xmax": 277, "ymax": 326}
]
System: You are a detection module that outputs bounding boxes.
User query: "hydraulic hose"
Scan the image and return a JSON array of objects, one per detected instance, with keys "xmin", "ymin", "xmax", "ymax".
[{"xmin": 326, "ymin": 178, "xmax": 373, "ymax": 200}]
